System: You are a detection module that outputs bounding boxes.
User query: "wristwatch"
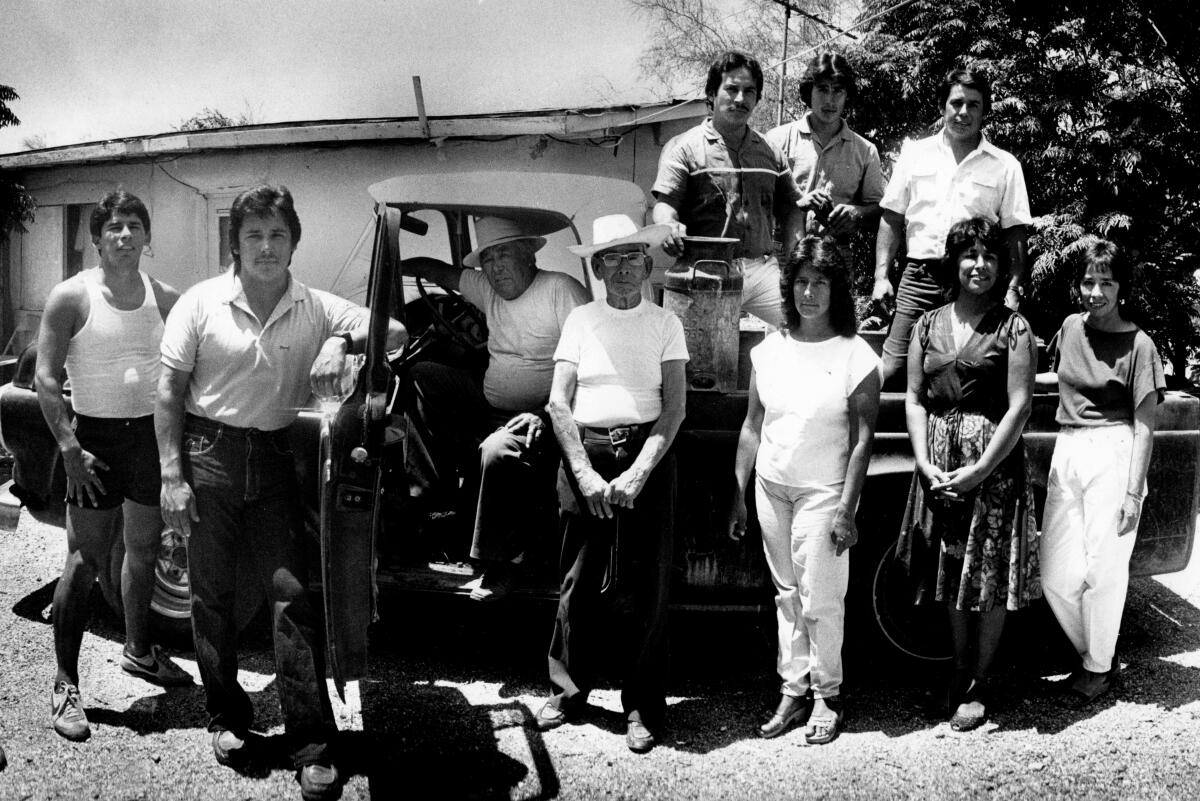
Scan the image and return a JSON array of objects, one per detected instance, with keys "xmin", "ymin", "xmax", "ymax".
[
  {"xmin": 337, "ymin": 332, "xmax": 355, "ymax": 353},
  {"xmin": 1007, "ymin": 284, "xmax": 1025, "ymax": 299}
]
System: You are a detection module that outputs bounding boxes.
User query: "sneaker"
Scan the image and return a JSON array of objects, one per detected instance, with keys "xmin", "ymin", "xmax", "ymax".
[
  {"xmin": 51, "ymin": 681, "xmax": 91, "ymax": 741},
  {"xmin": 120, "ymin": 645, "xmax": 194, "ymax": 687}
]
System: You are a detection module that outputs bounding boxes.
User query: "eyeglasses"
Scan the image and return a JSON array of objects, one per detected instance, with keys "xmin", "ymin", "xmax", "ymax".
[{"xmin": 599, "ymin": 252, "xmax": 647, "ymax": 269}]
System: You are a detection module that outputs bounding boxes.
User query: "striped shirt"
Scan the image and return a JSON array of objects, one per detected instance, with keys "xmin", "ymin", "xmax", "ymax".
[{"xmin": 652, "ymin": 119, "xmax": 802, "ymax": 259}]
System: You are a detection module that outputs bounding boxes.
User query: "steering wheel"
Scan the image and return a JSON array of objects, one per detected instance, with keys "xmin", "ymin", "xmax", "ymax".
[{"xmin": 394, "ymin": 258, "xmax": 488, "ymax": 369}]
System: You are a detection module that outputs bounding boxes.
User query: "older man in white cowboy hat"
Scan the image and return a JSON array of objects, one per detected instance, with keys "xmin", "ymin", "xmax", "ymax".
[
  {"xmin": 406, "ymin": 215, "xmax": 590, "ymax": 600},
  {"xmin": 538, "ymin": 214, "xmax": 687, "ymax": 754}
]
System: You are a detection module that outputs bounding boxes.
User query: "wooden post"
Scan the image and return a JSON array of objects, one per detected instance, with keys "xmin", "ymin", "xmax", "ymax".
[{"xmin": 412, "ymin": 76, "xmax": 431, "ymax": 139}]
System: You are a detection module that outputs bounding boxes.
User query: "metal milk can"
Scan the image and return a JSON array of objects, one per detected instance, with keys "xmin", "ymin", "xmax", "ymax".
[{"xmin": 662, "ymin": 236, "xmax": 743, "ymax": 391}]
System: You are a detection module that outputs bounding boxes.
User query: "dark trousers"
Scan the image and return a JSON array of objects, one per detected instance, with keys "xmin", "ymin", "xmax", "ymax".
[
  {"xmin": 410, "ymin": 361, "xmax": 558, "ymax": 562},
  {"xmin": 547, "ymin": 431, "xmax": 675, "ymax": 729},
  {"xmin": 881, "ymin": 259, "xmax": 947, "ymax": 389},
  {"xmin": 183, "ymin": 415, "xmax": 335, "ymax": 768}
]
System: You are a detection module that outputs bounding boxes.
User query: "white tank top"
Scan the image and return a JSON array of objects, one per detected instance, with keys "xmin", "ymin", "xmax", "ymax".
[{"xmin": 65, "ymin": 268, "xmax": 164, "ymax": 418}]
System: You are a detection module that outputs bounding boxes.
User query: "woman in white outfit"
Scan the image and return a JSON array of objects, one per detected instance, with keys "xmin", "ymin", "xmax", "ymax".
[
  {"xmin": 727, "ymin": 234, "xmax": 880, "ymax": 744},
  {"xmin": 1038, "ymin": 236, "xmax": 1164, "ymax": 706}
]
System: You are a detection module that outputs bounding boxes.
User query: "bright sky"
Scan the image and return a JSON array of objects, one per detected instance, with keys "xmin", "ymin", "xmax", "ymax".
[{"xmin": 0, "ymin": 0, "xmax": 696, "ymax": 154}]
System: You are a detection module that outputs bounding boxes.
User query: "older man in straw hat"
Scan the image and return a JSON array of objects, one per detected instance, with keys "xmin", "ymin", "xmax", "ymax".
[
  {"xmin": 405, "ymin": 215, "xmax": 590, "ymax": 601},
  {"xmin": 535, "ymin": 215, "xmax": 688, "ymax": 754}
]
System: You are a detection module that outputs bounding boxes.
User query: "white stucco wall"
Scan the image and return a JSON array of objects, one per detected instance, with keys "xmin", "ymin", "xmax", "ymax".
[{"xmin": 9, "ymin": 118, "xmax": 695, "ymax": 325}]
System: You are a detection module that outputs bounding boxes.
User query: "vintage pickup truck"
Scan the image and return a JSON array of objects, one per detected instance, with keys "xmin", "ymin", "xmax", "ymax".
[{"xmin": 2, "ymin": 171, "xmax": 1197, "ymax": 694}]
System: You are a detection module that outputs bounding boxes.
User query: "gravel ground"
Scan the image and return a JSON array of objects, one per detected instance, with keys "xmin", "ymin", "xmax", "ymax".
[{"xmin": 2, "ymin": 512, "xmax": 1200, "ymax": 800}]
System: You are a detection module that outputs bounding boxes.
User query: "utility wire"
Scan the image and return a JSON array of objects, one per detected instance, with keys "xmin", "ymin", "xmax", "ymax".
[{"xmin": 765, "ymin": 0, "xmax": 920, "ymax": 72}]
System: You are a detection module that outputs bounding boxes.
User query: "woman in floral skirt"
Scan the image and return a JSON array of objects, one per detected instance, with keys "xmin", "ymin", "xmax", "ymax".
[{"xmin": 897, "ymin": 217, "xmax": 1040, "ymax": 731}]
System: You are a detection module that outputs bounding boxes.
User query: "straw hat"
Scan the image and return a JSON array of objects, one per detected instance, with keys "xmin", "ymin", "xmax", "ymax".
[
  {"xmin": 463, "ymin": 216, "xmax": 547, "ymax": 268},
  {"xmin": 567, "ymin": 214, "xmax": 673, "ymax": 258}
]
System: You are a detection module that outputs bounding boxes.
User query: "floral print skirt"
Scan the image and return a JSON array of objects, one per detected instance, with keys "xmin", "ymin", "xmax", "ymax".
[{"xmin": 896, "ymin": 410, "xmax": 1042, "ymax": 612}]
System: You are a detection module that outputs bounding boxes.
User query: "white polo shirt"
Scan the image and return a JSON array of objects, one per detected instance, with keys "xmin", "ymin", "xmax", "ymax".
[
  {"xmin": 880, "ymin": 132, "xmax": 1031, "ymax": 260},
  {"xmin": 161, "ymin": 272, "xmax": 367, "ymax": 431}
]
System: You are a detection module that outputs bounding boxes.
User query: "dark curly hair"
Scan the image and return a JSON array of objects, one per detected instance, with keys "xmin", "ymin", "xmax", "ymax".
[
  {"xmin": 704, "ymin": 51, "xmax": 764, "ymax": 107},
  {"xmin": 89, "ymin": 190, "xmax": 151, "ymax": 239},
  {"xmin": 1064, "ymin": 235, "xmax": 1133, "ymax": 303},
  {"xmin": 780, "ymin": 235, "xmax": 857, "ymax": 336},
  {"xmin": 799, "ymin": 52, "xmax": 857, "ymax": 108},
  {"xmin": 229, "ymin": 185, "xmax": 302, "ymax": 273},
  {"xmin": 942, "ymin": 217, "xmax": 1011, "ymax": 301}
]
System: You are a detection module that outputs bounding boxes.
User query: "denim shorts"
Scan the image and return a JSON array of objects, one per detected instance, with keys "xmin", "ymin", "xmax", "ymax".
[{"xmin": 68, "ymin": 414, "xmax": 161, "ymax": 509}]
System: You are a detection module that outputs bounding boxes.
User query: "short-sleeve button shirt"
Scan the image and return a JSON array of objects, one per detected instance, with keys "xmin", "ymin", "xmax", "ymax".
[
  {"xmin": 652, "ymin": 119, "xmax": 801, "ymax": 259},
  {"xmin": 161, "ymin": 272, "xmax": 368, "ymax": 431},
  {"xmin": 765, "ymin": 114, "xmax": 885, "ymax": 209},
  {"xmin": 880, "ymin": 133, "xmax": 1032, "ymax": 260}
]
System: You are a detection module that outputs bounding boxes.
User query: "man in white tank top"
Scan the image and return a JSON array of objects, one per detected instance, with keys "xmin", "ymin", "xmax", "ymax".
[{"xmin": 35, "ymin": 190, "xmax": 190, "ymax": 743}]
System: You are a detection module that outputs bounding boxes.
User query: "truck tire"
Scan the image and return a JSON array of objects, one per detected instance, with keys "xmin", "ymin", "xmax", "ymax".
[
  {"xmin": 847, "ymin": 474, "xmax": 954, "ymax": 663},
  {"xmin": 94, "ymin": 514, "xmax": 264, "ymax": 647}
]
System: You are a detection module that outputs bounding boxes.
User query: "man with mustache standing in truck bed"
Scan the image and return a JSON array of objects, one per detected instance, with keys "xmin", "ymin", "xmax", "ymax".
[{"xmin": 652, "ymin": 50, "xmax": 807, "ymax": 328}]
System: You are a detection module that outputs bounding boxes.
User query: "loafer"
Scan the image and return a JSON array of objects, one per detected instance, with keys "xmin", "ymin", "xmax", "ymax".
[
  {"xmin": 534, "ymin": 701, "xmax": 570, "ymax": 731},
  {"xmin": 626, "ymin": 720, "xmax": 656, "ymax": 754},
  {"xmin": 212, "ymin": 729, "xmax": 249, "ymax": 769},
  {"xmin": 759, "ymin": 693, "xmax": 812, "ymax": 739},
  {"xmin": 470, "ymin": 563, "xmax": 519, "ymax": 603},
  {"xmin": 299, "ymin": 762, "xmax": 341, "ymax": 801}
]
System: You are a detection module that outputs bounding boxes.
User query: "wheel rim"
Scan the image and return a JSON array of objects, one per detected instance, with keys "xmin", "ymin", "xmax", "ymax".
[
  {"xmin": 871, "ymin": 539, "xmax": 953, "ymax": 662},
  {"xmin": 150, "ymin": 526, "xmax": 191, "ymax": 620}
]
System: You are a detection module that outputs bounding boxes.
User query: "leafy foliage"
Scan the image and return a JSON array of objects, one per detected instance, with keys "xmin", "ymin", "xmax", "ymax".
[
  {"xmin": 0, "ymin": 84, "xmax": 37, "ymax": 242},
  {"xmin": 838, "ymin": 0, "xmax": 1200, "ymax": 378},
  {"xmin": 174, "ymin": 106, "xmax": 256, "ymax": 132}
]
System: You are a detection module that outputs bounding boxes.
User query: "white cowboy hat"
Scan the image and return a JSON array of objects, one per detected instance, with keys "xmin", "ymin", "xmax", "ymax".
[
  {"xmin": 567, "ymin": 214, "xmax": 673, "ymax": 258},
  {"xmin": 463, "ymin": 216, "xmax": 547, "ymax": 268}
]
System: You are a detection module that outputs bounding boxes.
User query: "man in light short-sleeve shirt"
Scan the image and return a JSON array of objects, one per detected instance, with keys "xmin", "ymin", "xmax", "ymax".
[
  {"xmin": 403, "ymin": 215, "xmax": 590, "ymax": 601},
  {"xmin": 652, "ymin": 51, "xmax": 805, "ymax": 327},
  {"xmin": 874, "ymin": 68, "xmax": 1032, "ymax": 386},
  {"xmin": 156, "ymin": 185, "xmax": 405, "ymax": 799}
]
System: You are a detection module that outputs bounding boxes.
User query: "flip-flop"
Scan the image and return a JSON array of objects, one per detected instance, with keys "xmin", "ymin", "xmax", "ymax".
[{"xmin": 804, "ymin": 710, "xmax": 843, "ymax": 745}]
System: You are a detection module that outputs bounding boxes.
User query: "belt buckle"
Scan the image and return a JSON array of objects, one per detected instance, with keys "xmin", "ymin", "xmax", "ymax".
[{"xmin": 608, "ymin": 426, "xmax": 630, "ymax": 447}]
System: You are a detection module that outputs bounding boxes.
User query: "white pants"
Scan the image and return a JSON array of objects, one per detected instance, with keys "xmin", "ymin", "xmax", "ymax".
[
  {"xmin": 755, "ymin": 476, "xmax": 848, "ymax": 699},
  {"xmin": 738, "ymin": 255, "xmax": 784, "ymax": 328},
  {"xmin": 1041, "ymin": 425, "xmax": 1143, "ymax": 673}
]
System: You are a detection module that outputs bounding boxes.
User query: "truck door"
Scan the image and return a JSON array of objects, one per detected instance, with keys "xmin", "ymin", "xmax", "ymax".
[{"xmin": 319, "ymin": 205, "xmax": 400, "ymax": 698}]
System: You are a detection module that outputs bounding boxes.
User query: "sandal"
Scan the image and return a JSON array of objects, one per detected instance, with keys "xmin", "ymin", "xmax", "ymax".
[
  {"xmin": 949, "ymin": 679, "xmax": 989, "ymax": 732},
  {"xmin": 804, "ymin": 699, "xmax": 844, "ymax": 745}
]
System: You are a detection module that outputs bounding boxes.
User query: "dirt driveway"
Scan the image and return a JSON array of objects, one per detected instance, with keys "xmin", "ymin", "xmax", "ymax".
[{"xmin": 2, "ymin": 512, "xmax": 1200, "ymax": 800}]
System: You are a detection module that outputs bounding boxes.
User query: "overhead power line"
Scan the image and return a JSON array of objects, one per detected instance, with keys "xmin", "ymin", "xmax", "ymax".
[{"xmin": 764, "ymin": 0, "xmax": 858, "ymax": 40}]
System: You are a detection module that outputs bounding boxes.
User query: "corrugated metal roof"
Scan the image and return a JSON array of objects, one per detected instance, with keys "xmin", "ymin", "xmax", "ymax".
[{"xmin": 0, "ymin": 99, "xmax": 706, "ymax": 169}]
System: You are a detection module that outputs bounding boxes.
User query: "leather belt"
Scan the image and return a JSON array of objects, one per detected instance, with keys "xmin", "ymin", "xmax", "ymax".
[{"xmin": 578, "ymin": 423, "xmax": 652, "ymax": 447}]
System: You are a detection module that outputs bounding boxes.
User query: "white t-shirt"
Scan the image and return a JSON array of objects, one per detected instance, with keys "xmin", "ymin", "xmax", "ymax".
[
  {"xmin": 554, "ymin": 298, "xmax": 689, "ymax": 427},
  {"xmin": 460, "ymin": 268, "xmax": 589, "ymax": 412},
  {"xmin": 879, "ymin": 133, "xmax": 1032, "ymax": 260},
  {"xmin": 751, "ymin": 332, "xmax": 880, "ymax": 488}
]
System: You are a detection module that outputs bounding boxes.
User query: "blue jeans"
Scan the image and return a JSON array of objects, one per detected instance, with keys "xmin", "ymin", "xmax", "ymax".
[
  {"xmin": 881, "ymin": 259, "xmax": 948, "ymax": 389},
  {"xmin": 182, "ymin": 414, "xmax": 335, "ymax": 768}
]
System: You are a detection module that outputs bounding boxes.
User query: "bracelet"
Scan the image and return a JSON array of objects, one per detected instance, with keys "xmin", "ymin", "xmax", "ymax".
[{"xmin": 1126, "ymin": 489, "xmax": 1145, "ymax": 500}]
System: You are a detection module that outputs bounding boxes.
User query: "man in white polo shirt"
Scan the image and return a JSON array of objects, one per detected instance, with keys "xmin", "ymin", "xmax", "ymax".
[
  {"xmin": 156, "ymin": 185, "xmax": 405, "ymax": 801},
  {"xmin": 874, "ymin": 68, "xmax": 1032, "ymax": 386}
]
